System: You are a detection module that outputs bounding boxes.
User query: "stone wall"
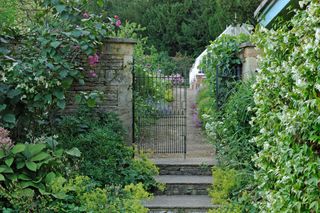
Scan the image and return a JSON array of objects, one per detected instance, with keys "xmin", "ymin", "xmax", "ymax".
[
  {"xmin": 239, "ymin": 42, "xmax": 259, "ymax": 80},
  {"xmin": 65, "ymin": 38, "xmax": 136, "ymax": 144}
]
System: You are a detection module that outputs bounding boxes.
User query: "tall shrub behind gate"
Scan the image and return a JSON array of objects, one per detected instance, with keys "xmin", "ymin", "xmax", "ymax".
[{"xmin": 253, "ymin": 0, "xmax": 320, "ymax": 211}]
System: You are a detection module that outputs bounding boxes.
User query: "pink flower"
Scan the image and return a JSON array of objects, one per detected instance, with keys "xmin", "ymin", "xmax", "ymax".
[
  {"xmin": 83, "ymin": 12, "xmax": 90, "ymax": 19},
  {"xmin": 89, "ymin": 70, "xmax": 97, "ymax": 78},
  {"xmin": 93, "ymin": 54, "xmax": 99, "ymax": 63},
  {"xmin": 0, "ymin": 127, "xmax": 13, "ymax": 150},
  {"xmin": 114, "ymin": 15, "xmax": 119, "ymax": 19},
  {"xmin": 88, "ymin": 54, "xmax": 99, "ymax": 66},
  {"xmin": 115, "ymin": 19, "xmax": 122, "ymax": 27}
]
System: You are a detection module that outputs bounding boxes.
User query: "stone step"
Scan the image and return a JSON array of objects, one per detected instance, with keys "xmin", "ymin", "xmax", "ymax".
[
  {"xmin": 154, "ymin": 175, "xmax": 212, "ymax": 195},
  {"xmin": 143, "ymin": 195, "xmax": 218, "ymax": 213},
  {"xmin": 152, "ymin": 158, "xmax": 216, "ymax": 176}
]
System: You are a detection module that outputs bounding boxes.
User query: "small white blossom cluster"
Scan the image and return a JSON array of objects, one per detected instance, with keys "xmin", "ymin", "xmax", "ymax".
[{"xmin": 252, "ymin": 0, "xmax": 320, "ymax": 211}]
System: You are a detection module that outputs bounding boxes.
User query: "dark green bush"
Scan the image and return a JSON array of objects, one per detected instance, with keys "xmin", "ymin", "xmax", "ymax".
[{"xmin": 55, "ymin": 112, "xmax": 159, "ymax": 190}]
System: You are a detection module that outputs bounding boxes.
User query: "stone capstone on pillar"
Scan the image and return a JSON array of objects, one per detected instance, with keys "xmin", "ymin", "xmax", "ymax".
[{"xmin": 239, "ymin": 42, "xmax": 259, "ymax": 80}]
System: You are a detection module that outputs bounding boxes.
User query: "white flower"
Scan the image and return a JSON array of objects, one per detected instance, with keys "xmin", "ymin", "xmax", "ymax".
[
  {"xmin": 299, "ymin": 0, "xmax": 308, "ymax": 8},
  {"xmin": 315, "ymin": 28, "xmax": 320, "ymax": 44}
]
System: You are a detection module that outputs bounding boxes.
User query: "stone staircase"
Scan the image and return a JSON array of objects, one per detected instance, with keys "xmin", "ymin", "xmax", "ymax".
[{"xmin": 144, "ymin": 158, "xmax": 218, "ymax": 213}]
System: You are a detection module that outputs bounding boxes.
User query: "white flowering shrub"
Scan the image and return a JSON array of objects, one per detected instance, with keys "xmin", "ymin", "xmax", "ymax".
[{"xmin": 253, "ymin": 0, "xmax": 320, "ymax": 211}]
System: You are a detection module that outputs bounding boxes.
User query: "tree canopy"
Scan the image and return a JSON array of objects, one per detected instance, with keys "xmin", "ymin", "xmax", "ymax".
[{"xmin": 106, "ymin": 0, "xmax": 260, "ymax": 56}]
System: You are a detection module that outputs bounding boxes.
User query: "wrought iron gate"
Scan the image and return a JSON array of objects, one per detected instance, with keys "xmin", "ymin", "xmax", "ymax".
[
  {"xmin": 133, "ymin": 65, "xmax": 187, "ymax": 156},
  {"xmin": 215, "ymin": 64, "xmax": 242, "ymax": 109}
]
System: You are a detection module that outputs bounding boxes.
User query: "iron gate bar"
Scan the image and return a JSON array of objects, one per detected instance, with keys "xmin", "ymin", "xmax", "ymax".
[
  {"xmin": 215, "ymin": 64, "xmax": 242, "ymax": 109},
  {"xmin": 133, "ymin": 62, "xmax": 187, "ymax": 157}
]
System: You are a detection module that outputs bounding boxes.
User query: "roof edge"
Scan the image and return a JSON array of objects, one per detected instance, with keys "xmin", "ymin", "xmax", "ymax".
[{"xmin": 254, "ymin": 0, "xmax": 276, "ymax": 17}]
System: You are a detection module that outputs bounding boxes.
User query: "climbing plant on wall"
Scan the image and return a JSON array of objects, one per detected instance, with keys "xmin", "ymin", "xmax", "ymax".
[
  {"xmin": 0, "ymin": 0, "xmax": 117, "ymax": 135},
  {"xmin": 199, "ymin": 34, "xmax": 249, "ymax": 108},
  {"xmin": 253, "ymin": 0, "xmax": 320, "ymax": 211}
]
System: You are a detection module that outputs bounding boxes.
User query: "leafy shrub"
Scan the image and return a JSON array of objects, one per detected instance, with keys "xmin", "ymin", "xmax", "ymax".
[
  {"xmin": 164, "ymin": 88, "xmax": 174, "ymax": 102},
  {"xmin": 199, "ymin": 34, "xmax": 249, "ymax": 108},
  {"xmin": 207, "ymin": 80, "xmax": 257, "ymax": 169},
  {"xmin": 0, "ymin": 134, "xmax": 80, "ymax": 211},
  {"xmin": 0, "ymin": 0, "xmax": 115, "ymax": 135},
  {"xmin": 198, "ymin": 80, "xmax": 258, "ymax": 210},
  {"xmin": 210, "ymin": 167, "xmax": 238, "ymax": 205},
  {"xmin": 56, "ymin": 112, "xmax": 159, "ymax": 190},
  {"xmin": 252, "ymin": 1, "xmax": 320, "ymax": 211},
  {"xmin": 46, "ymin": 176, "xmax": 151, "ymax": 213},
  {"xmin": 209, "ymin": 167, "xmax": 242, "ymax": 213}
]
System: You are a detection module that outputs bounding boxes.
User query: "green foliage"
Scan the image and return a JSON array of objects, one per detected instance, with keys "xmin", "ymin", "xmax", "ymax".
[
  {"xmin": 118, "ymin": 183, "xmax": 151, "ymax": 213},
  {"xmin": 196, "ymin": 86, "xmax": 215, "ymax": 123},
  {"xmin": 46, "ymin": 176, "xmax": 151, "ymax": 213},
  {"xmin": 210, "ymin": 167, "xmax": 238, "ymax": 205},
  {"xmin": 0, "ymin": 0, "xmax": 114, "ymax": 135},
  {"xmin": 107, "ymin": 0, "xmax": 259, "ymax": 56},
  {"xmin": 199, "ymin": 34, "xmax": 249, "ymax": 108},
  {"xmin": 0, "ymin": 136, "xmax": 80, "ymax": 210},
  {"xmin": 205, "ymin": 80, "xmax": 257, "ymax": 169},
  {"xmin": 195, "ymin": 26, "xmax": 257, "ymax": 213},
  {"xmin": 55, "ymin": 112, "xmax": 160, "ymax": 190},
  {"xmin": 198, "ymin": 80, "xmax": 258, "ymax": 211},
  {"xmin": 210, "ymin": 0, "xmax": 258, "ymax": 38},
  {"xmin": 0, "ymin": 0, "xmax": 18, "ymax": 28},
  {"xmin": 252, "ymin": 1, "xmax": 320, "ymax": 211},
  {"xmin": 208, "ymin": 167, "xmax": 242, "ymax": 213}
]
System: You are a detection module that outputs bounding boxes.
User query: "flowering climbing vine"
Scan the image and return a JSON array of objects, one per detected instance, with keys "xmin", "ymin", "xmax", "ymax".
[
  {"xmin": 0, "ymin": 0, "xmax": 119, "ymax": 134},
  {"xmin": 252, "ymin": 0, "xmax": 320, "ymax": 211}
]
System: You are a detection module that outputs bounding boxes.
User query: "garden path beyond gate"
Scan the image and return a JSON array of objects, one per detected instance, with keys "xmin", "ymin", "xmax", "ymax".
[{"xmin": 133, "ymin": 66, "xmax": 187, "ymax": 157}]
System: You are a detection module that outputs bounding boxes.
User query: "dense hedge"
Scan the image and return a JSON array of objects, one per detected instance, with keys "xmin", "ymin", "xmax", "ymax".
[
  {"xmin": 253, "ymin": 0, "xmax": 320, "ymax": 211},
  {"xmin": 196, "ymin": 34, "xmax": 258, "ymax": 211}
]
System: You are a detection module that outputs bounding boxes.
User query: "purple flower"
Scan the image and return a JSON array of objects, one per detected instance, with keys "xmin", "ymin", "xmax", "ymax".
[
  {"xmin": 89, "ymin": 70, "xmax": 97, "ymax": 78},
  {"xmin": 191, "ymin": 103, "xmax": 197, "ymax": 110},
  {"xmin": 192, "ymin": 113, "xmax": 202, "ymax": 128},
  {"xmin": 116, "ymin": 19, "xmax": 122, "ymax": 27},
  {"xmin": 83, "ymin": 12, "xmax": 90, "ymax": 19},
  {"xmin": 88, "ymin": 54, "xmax": 99, "ymax": 66}
]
